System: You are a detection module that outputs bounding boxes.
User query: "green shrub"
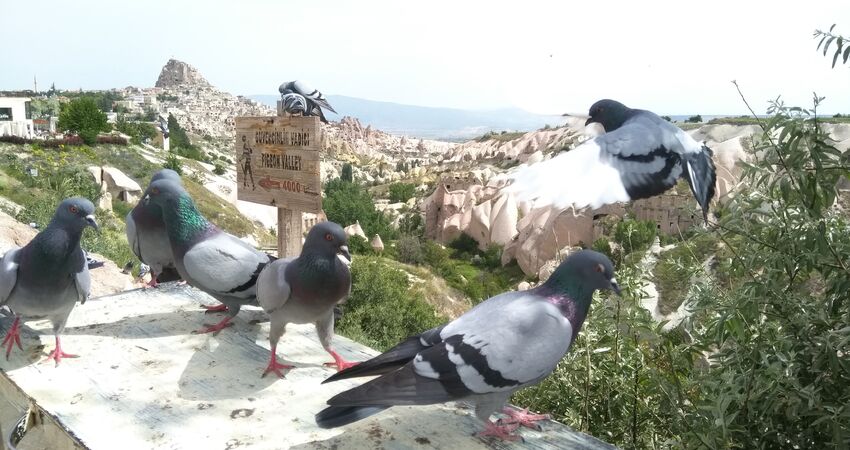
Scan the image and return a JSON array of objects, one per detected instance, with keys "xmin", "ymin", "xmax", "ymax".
[
  {"xmin": 340, "ymin": 163, "xmax": 353, "ymax": 182},
  {"xmin": 398, "ymin": 209, "xmax": 424, "ymax": 237},
  {"xmin": 396, "ymin": 235, "xmax": 424, "ymax": 264},
  {"xmin": 337, "ymin": 257, "xmax": 445, "ymax": 351},
  {"xmin": 388, "ymin": 182, "xmax": 416, "ymax": 203},
  {"xmin": 612, "ymin": 217, "xmax": 656, "ymax": 256},
  {"xmin": 347, "ymin": 235, "xmax": 370, "ymax": 254},
  {"xmin": 212, "ymin": 161, "xmax": 226, "ymax": 176},
  {"xmin": 447, "ymin": 233, "xmax": 479, "ymax": 254},
  {"xmin": 58, "ymin": 97, "xmax": 111, "ymax": 145},
  {"xmin": 323, "ymin": 178, "xmax": 397, "ymax": 240},
  {"xmin": 163, "ymin": 153, "xmax": 183, "ymax": 174},
  {"xmin": 685, "ymin": 114, "xmax": 703, "ymax": 123}
]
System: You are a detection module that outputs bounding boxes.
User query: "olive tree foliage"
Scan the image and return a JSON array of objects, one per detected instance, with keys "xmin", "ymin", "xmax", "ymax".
[{"xmin": 515, "ymin": 27, "xmax": 850, "ymax": 449}]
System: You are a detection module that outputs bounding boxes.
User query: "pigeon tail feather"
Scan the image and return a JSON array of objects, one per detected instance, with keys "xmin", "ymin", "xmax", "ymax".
[
  {"xmin": 315, "ymin": 405, "xmax": 388, "ymax": 429},
  {"xmin": 681, "ymin": 145, "xmax": 717, "ymax": 221},
  {"xmin": 323, "ymin": 335, "xmax": 425, "ymax": 384}
]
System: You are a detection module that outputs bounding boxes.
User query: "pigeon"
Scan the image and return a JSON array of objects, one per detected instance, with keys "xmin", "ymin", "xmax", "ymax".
[
  {"xmin": 256, "ymin": 221, "xmax": 353, "ymax": 378},
  {"xmin": 504, "ymin": 99, "xmax": 717, "ymax": 221},
  {"xmin": 281, "ymin": 92, "xmax": 308, "ymax": 115},
  {"xmin": 143, "ymin": 179, "xmax": 275, "ymax": 334},
  {"xmin": 0, "ymin": 197, "xmax": 98, "ymax": 365},
  {"xmin": 279, "ymin": 80, "xmax": 336, "ymax": 123},
  {"xmin": 125, "ymin": 169, "xmax": 183, "ymax": 287},
  {"xmin": 315, "ymin": 249, "xmax": 620, "ymax": 441}
]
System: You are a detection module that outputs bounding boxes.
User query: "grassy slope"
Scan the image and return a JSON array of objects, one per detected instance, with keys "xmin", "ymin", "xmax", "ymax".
[{"xmin": 0, "ymin": 143, "xmax": 273, "ymax": 271}]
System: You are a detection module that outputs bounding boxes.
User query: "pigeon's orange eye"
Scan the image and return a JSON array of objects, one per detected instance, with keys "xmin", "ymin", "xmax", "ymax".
[
  {"xmin": 69, "ymin": 205, "xmax": 78, "ymax": 214},
  {"xmin": 151, "ymin": 187, "xmax": 160, "ymax": 195},
  {"xmin": 595, "ymin": 264, "xmax": 604, "ymax": 273},
  {"xmin": 325, "ymin": 233, "xmax": 333, "ymax": 241}
]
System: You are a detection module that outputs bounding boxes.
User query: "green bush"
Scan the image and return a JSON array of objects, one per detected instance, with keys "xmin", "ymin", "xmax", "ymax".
[
  {"xmin": 323, "ymin": 178, "xmax": 397, "ymax": 240},
  {"xmin": 163, "ymin": 153, "xmax": 183, "ymax": 174},
  {"xmin": 58, "ymin": 97, "xmax": 111, "ymax": 145},
  {"xmin": 398, "ymin": 209, "xmax": 424, "ymax": 237},
  {"xmin": 396, "ymin": 235, "xmax": 424, "ymax": 265},
  {"xmin": 336, "ymin": 257, "xmax": 445, "ymax": 351},
  {"xmin": 212, "ymin": 161, "xmax": 226, "ymax": 176},
  {"xmin": 685, "ymin": 114, "xmax": 703, "ymax": 123},
  {"xmin": 388, "ymin": 182, "xmax": 416, "ymax": 203},
  {"xmin": 612, "ymin": 217, "xmax": 656, "ymax": 256},
  {"xmin": 347, "ymin": 235, "xmax": 370, "ymax": 254},
  {"xmin": 340, "ymin": 163, "xmax": 353, "ymax": 182}
]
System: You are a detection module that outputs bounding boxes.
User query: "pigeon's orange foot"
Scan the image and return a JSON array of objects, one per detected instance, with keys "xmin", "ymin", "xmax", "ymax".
[
  {"xmin": 476, "ymin": 421, "xmax": 521, "ymax": 442},
  {"xmin": 43, "ymin": 337, "xmax": 78, "ymax": 366},
  {"xmin": 194, "ymin": 317, "xmax": 233, "ymax": 335},
  {"xmin": 324, "ymin": 350, "xmax": 359, "ymax": 371},
  {"xmin": 262, "ymin": 352, "xmax": 294, "ymax": 378},
  {"xmin": 177, "ymin": 280, "xmax": 188, "ymax": 286},
  {"xmin": 145, "ymin": 277, "xmax": 159, "ymax": 288},
  {"xmin": 500, "ymin": 407, "xmax": 550, "ymax": 431},
  {"xmin": 201, "ymin": 303, "xmax": 229, "ymax": 314},
  {"xmin": 2, "ymin": 316, "xmax": 23, "ymax": 360}
]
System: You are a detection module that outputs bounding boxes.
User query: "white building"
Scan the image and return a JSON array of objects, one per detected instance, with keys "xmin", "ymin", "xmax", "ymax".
[{"xmin": 0, "ymin": 97, "xmax": 34, "ymax": 138}]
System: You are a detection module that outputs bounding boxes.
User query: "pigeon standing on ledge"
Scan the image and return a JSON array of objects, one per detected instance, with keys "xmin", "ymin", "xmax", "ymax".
[
  {"xmin": 279, "ymin": 80, "xmax": 337, "ymax": 123},
  {"xmin": 316, "ymin": 250, "xmax": 620, "ymax": 441},
  {"xmin": 143, "ymin": 179, "xmax": 275, "ymax": 334},
  {"xmin": 126, "ymin": 169, "xmax": 183, "ymax": 287},
  {"xmin": 256, "ymin": 221, "xmax": 353, "ymax": 378},
  {"xmin": 0, "ymin": 197, "xmax": 98, "ymax": 365},
  {"xmin": 504, "ymin": 99, "xmax": 717, "ymax": 221}
]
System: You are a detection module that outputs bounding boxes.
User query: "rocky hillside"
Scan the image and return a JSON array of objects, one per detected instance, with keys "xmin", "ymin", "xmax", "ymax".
[{"xmin": 421, "ymin": 120, "xmax": 850, "ymax": 277}]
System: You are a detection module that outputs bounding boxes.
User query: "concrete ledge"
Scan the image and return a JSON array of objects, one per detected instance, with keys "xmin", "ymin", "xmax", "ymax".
[{"xmin": 0, "ymin": 283, "xmax": 617, "ymax": 449}]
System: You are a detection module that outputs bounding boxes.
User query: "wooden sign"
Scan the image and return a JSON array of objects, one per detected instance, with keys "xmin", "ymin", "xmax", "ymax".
[{"xmin": 235, "ymin": 116, "xmax": 322, "ymax": 213}]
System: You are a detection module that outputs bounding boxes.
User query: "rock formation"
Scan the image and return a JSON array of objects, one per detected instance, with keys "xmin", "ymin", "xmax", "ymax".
[{"xmin": 155, "ymin": 59, "xmax": 211, "ymax": 89}]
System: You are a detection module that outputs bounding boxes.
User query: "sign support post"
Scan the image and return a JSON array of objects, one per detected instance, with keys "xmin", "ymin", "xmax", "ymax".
[{"xmin": 235, "ymin": 109, "xmax": 322, "ymax": 258}]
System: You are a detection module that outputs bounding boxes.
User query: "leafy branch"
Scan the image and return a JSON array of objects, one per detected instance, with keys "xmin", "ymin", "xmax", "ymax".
[{"xmin": 814, "ymin": 24, "xmax": 850, "ymax": 68}]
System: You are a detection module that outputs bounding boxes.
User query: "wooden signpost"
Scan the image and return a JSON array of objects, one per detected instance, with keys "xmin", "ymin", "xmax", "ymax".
[{"xmin": 235, "ymin": 114, "xmax": 322, "ymax": 257}]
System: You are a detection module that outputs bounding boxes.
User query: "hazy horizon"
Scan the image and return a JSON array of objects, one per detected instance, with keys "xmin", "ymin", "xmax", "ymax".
[{"xmin": 2, "ymin": 1, "xmax": 849, "ymax": 115}]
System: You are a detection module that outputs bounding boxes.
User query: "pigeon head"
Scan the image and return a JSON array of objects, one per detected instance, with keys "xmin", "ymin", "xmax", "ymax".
[
  {"xmin": 545, "ymin": 249, "xmax": 620, "ymax": 296},
  {"xmin": 143, "ymin": 178, "xmax": 187, "ymax": 210},
  {"xmin": 283, "ymin": 93, "xmax": 308, "ymax": 114},
  {"xmin": 303, "ymin": 221, "xmax": 351, "ymax": 264},
  {"xmin": 150, "ymin": 169, "xmax": 182, "ymax": 185},
  {"xmin": 585, "ymin": 99, "xmax": 633, "ymax": 132},
  {"xmin": 52, "ymin": 197, "xmax": 98, "ymax": 232}
]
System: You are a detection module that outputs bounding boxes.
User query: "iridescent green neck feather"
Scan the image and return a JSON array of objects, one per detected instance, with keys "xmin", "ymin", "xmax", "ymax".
[{"xmin": 162, "ymin": 195, "xmax": 214, "ymax": 246}]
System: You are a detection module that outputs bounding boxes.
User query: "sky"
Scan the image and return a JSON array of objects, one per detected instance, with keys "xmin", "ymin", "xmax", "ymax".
[{"xmin": 1, "ymin": 0, "xmax": 849, "ymax": 115}]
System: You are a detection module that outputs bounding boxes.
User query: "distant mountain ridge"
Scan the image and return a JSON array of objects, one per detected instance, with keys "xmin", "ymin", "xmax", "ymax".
[{"xmin": 250, "ymin": 94, "xmax": 560, "ymax": 141}]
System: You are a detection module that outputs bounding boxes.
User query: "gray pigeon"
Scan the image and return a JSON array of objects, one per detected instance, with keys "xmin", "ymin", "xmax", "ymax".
[
  {"xmin": 256, "ymin": 221, "xmax": 353, "ymax": 378},
  {"xmin": 0, "ymin": 197, "xmax": 98, "ymax": 365},
  {"xmin": 143, "ymin": 179, "xmax": 275, "ymax": 334},
  {"xmin": 505, "ymin": 99, "xmax": 717, "ymax": 221},
  {"xmin": 316, "ymin": 250, "xmax": 619, "ymax": 441},
  {"xmin": 281, "ymin": 92, "xmax": 308, "ymax": 116},
  {"xmin": 279, "ymin": 80, "xmax": 336, "ymax": 123},
  {"xmin": 125, "ymin": 169, "xmax": 183, "ymax": 287}
]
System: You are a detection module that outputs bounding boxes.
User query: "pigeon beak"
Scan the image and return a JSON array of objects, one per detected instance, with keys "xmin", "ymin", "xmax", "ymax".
[
  {"xmin": 610, "ymin": 278, "xmax": 622, "ymax": 296},
  {"xmin": 85, "ymin": 214, "xmax": 99, "ymax": 232},
  {"xmin": 585, "ymin": 116, "xmax": 595, "ymax": 126},
  {"xmin": 339, "ymin": 245, "xmax": 352, "ymax": 263},
  {"xmin": 143, "ymin": 194, "xmax": 150, "ymax": 206}
]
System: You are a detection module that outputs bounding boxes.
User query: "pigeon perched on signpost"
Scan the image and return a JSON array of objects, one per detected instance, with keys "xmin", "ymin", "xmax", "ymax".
[
  {"xmin": 0, "ymin": 197, "xmax": 98, "ymax": 365},
  {"xmin": 279, "ymin": 80, "xmax": 336, "ymax": 123},
  {"xmin": 315, "ymin": 250, "xmax": 620, "ymax": 441},
  {"xmin": 256, "ymin": 221, "xmax": 354, "ymax": 378},
  {"xmin": 125, "ymin": 169, "xmax": 183, "ymax": 287},
  {"xmin": 505, "ymin": 99, "xmax": 717, "ymax": 221},
  {"xmin": 143, "ymin": 179, "xmax": 275, "ymax": 334}
]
